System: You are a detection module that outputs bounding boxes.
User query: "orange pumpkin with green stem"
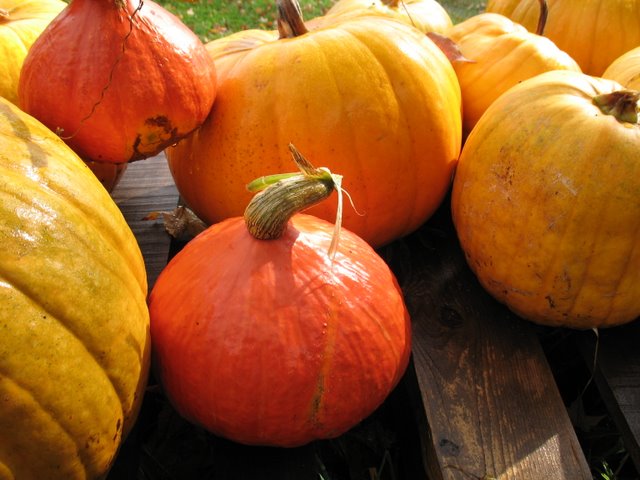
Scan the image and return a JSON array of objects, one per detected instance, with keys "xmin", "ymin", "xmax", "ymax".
[
  {"xmin": 452, "ymin": 70, "xmax": 640, "ymax": 328},
  {"xmin": 168, "ymin": 0, "xmax": 461, "ymax": 248},
  {"xmin": 149, "ymin": 145, "xmax": 412, "ymax": 447}
]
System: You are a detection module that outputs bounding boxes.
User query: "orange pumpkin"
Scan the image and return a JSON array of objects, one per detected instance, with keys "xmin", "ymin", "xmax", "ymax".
[
  {"xmin": 485, "ymin": 0, "xmax": 640, "ymax": 76},
  {"xmin": 18, "ymin": 0, "xmax": 216, "ymax": 166},
  {"xmin": 149, "ymin": 147, "xmax": 411, "ymax": 446},
  {"xmin": 451, "ymin": 70, "xmax": 640, "ymax": 328},
  {"xmin": 448, "ymin": 8, "xmax": 580, "ymax": 135},
  {"xmin": 0, "ymin": 0, "xmax": 65, "ymax": 105},
  {"xmin": 168, "ymin": 0, "xmax": 462, "ymax": 248},
  {"xmin": 603, "ymin": 45, "xmax": 640, "ymax": 91},
  {"xmin": 0, "ymin": 96, "xmax": 150, "ymax": 478},
  {"xmin": 324, "ymin": 0, "xmax": 453, "ymax": 35}
]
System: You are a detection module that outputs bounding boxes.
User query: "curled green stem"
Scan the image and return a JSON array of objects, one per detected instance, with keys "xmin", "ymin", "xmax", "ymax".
[{"xmin": 244, "ymin": 144, "xmax": 336, "ymax": 240}]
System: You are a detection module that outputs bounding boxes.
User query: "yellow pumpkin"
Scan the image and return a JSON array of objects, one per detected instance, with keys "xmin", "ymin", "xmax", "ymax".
[
  {"xmin": 0, "ymin": 0, "xmax": 65, "ymax": 105},
  {"xmin": 168, "ymin": 0, "xmax": 462, "ymax": 248},
  {"xmin": 485, "ymin": 0, "xmax": 640, "ymax": 76},
  {"xmin": 451, "ymin": 70, "xmax": 640, "ymax": 329},
  {"xmin": 0, "ymin": 97, "xmax": 150, "ymax": 479},
  {"xmin": 324, "ymin": 0, "xmax": 453, "ymax": 35},
  {"xmin": 603, "ymin": 45, "xmax": 640, "ymax": 91},
  {"xmin": 448, "ymin": 11, "xmax": 580, "ymax": 135}
]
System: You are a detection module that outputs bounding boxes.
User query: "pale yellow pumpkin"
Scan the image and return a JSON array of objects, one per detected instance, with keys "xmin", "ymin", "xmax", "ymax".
[
  {"xmin": 603, "ymin": 45, "xmax": 640, "ymax": 91},
  {"xmin": 0, "ymin": 0, "xmax": 65, "ymax": 105}
]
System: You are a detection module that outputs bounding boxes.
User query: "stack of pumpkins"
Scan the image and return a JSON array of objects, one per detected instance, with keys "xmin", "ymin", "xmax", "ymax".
[{"xmin": 1, "ymin": 0, "xmax": 640, "ymax": 477}]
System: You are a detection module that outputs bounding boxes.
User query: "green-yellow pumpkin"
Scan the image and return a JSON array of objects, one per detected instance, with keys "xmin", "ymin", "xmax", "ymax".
[
  {"xmin": 451, "ymin": 70, "xmax": 640, "ymax": 329},
  {"xmin": 0, "ymin": 0, "xmax": 66, "ymax": 105},
  {"xmin": 0, "ymin": 97, "xmax": 150, "ymax": 479}
]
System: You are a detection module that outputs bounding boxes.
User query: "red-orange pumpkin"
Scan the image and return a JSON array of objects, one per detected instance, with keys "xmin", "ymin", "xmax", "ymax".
[
  {"xmin": 18, "ymin": 0, "xmax": 216, "ymax": 167},
  {"xmin": 149, "ymin": 149, "xmax": 412, "ymax": 446}
]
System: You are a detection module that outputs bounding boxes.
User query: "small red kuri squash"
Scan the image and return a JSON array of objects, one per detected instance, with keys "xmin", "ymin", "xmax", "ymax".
[
  {"xmin": 18, "ymin": 0, "xmax": 216, "ymax": 168},
  {"xmin": 149, "ymin": 146, "xmax": 412, "ymax": 447}
]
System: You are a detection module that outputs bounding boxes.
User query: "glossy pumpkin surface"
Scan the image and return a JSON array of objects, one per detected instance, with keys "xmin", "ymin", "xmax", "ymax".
[
  {"xmin": 451, "ymin": 70, "xmax": 640, "ymax": 328},
  {"xmin": 485, "ymin": 0, "xmax": 640, "ymax": 76},
  {"xmin": 448, "ymin": 12, "xmax": 580, "ymax": 135},
  {"xmin": 18, "ymin": 0, "xmax": 216, "ymax": 165},
  {"xmin": 325, "ymin": 0, "xmax": 453, "ymax": 35},
  {"xmin": 169, "ymin": 3, "xmax": 461, "ymax": 248},
  {"xmin": 0, "ymin": 0, "xmax": 65, "ymax": 105},
  {"xmin": 603, "ymin": 45, "xmax": 640, "ymax": 91},
  {"xmin": 0, "ymin": 97, "xmax": 150, "ymax": 478},
  {"xmin": 148, "ymin": 213, "xmax": 412, "ymax": 447}
]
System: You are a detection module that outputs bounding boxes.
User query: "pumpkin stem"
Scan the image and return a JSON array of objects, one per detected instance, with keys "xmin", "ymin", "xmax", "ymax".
[
  {"xmin": 384, "ymin": 0, "xmax": 400, "ymax": 6},
  {"xmin": 535, "ymin": 0, "xmax": 548, "ymax": 36},
  {"xmin": 0, "ymin": 8, "xmax": 9, "ymax": 22},
  {"xmin": 593, "ymin": 90, "xmax": 640, "ymax": 124},
  {"xmin": 277, "ymin": 0, "xmax": 308, "ymax": 38},
  {"xmin": 244, "ymin": 145, "xmax": 339, "ymax": 242}
]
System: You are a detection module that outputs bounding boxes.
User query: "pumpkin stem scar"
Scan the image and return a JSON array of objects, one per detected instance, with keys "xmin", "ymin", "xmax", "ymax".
[
  {"xmin": 244, "ymin": 144, "xmax": 344, "ymax": 259},
  {"xmin": 0, "ymin": 8, "xmax": 9, "ymax": 22},
  {"xmin": 592, "ymin": 90, "xmax": 640, "ymax": 124},
  {"xmin": 56, "ymin": 0, "xmax": 145, "ymax": 140}
]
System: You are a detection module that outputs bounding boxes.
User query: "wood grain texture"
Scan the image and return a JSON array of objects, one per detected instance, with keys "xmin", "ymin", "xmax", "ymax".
[
  {"xmin": 111, "ymin": 153, "xmax": 179, "ymax": 290},
  {"xmin": 379, "ymin": 203, "xmax": 592, "ymax": 480}
]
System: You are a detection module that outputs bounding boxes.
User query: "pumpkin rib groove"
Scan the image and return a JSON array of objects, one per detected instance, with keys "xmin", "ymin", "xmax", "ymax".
[
  {"xmin": 0, "ymin": 176, "xmax": 146, "ymax": 302},
  {"xmin": 0, "ymin": 272, "xmax": 126, "ymax": 411},
  {"xmin": 0, "ymin": 161, "xmax": 146, "ymax": 295},
  {"xmin": 0, "ymin": 369, "xmax": 95, "ymax": 477}
]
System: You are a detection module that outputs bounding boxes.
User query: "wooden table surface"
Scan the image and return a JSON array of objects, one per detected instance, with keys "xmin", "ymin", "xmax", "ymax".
[{"xmin": 109, "ymin": 154, "xmax": 638, "ymax": 480}]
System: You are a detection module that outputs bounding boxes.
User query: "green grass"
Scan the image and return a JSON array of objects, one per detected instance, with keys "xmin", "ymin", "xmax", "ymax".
[{"xmin": 154, "ymin": 0, "xmax": 487, "ymax": 43}]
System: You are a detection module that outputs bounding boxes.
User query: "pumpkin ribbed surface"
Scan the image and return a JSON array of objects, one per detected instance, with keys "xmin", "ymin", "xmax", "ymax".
[
  {"xmin": 149, "ymin": 214, "xmax": 412, "ymax": 447},
  {"xmin": 0, "ymin": 98, "xmax": 150, "ymax": 479},
  {"xmin": 485, "ymin": 0, "xmax": 640, "ymax": 76},
  {"xmin": 168, "ymin": 13, "xmax": 461, "ymax": 248},
  {"xmin": 603, "ymin": 45, "xmax": 640, "ymax": 91},
  {"xmin": 0, "ymin": 0, "xmax": 65, "ymax": 105},
  {"xmin": 451, "ymin": 70, "xmax": 640, "ymax": 328}
]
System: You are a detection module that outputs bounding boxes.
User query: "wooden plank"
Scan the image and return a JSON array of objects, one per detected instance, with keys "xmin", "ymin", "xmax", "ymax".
[
  {"xmin": 110, "ymin": 153, "xmax": 179, "ymax": 290},
  {"xmin": 577, "ymin": 321, "xmax": 640, "ymax": 472},
  {"xmin": 379, "ymin": 204, "xmax": 592, "ymax": 480}
]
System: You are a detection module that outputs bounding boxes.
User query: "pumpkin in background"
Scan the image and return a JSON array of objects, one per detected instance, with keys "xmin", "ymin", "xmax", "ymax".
[
  {"xmin": 0, "ymin": 97, "xmax": 150, "ymax": 478},
  {"xmin": 448, "ymin": 4, "xmax": 580, "ymax": 135},
  {"xmin": 168, "ymin": 0, "xmax": 462, "ymax": 248},
  {"xmin": 324, "ymin": 0, "xmax": 453, "ymax": 35},
  {"xmin": 451, "ymin": 70, "xmax": 640, "ymax": 329},
  {"xmin": 149, "ymin": 146, "xmax": 411, "ymax": 446},
  {"xmin": 485, "ymin": 0, "xmax": 640, "ymax": 76},
  {"xmin": 18, "ymin": 0, "xmax": 216, "ymax": 188},
  {"xmin": 603, "ymin": 45, "xmax": 640, "ymax": 91},
  {"xmin": 0, "ymin": 0, "xmax": 65, "ymax": 105}
]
